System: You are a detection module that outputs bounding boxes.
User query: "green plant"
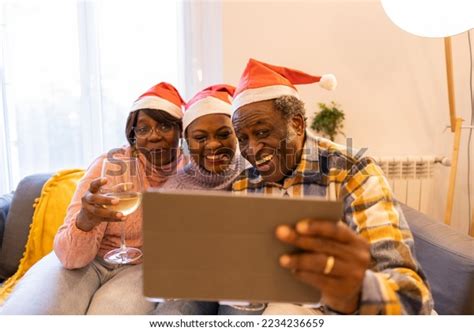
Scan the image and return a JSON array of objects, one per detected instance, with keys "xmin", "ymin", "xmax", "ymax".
[{"xmin": 310, "ymin": 101, "xmax": 345, "ymax": 141}]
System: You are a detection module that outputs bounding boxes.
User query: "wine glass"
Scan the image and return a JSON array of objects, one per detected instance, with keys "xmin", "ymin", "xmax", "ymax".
[
  {"xmin": 219, "ymin": 299, "xmax": 266, "ymax": 313},
  {"xmin": 228, "ymin": 302, "xmax": 267, "ymax": 314},
  {"xmin": 101, "ymin": 157, "xmax": 143, "ymax": 264}
]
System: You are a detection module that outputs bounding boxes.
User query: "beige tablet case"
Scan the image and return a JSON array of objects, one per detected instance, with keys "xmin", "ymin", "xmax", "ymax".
[{"xmin": 142, "ymin": 190, "xmax": 343, "ymax": 304}]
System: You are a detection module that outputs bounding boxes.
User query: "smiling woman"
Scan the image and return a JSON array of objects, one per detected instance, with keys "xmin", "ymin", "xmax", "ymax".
[
  {"xmin": 0, "ymin": 82, "xmax": 188, "ymax": 315},
  {"xmin": 159, "ymin": 84, "xmax": 247, "ymax": 193},
  {"xmin": 186, "ymin": 114, "xmax": 237, "ymax": 174},
  {"xmin": 128, "ymin": 109, "xmax": 182, "ymax": 167},
  {"xmin": 154, "ymin": 84, "xmax": 255, "ymax": 315}
]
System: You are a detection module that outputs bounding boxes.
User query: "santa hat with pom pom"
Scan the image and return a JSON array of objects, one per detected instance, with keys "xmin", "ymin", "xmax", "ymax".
[
  {"xmin": 183, "ymin": 84, "xmax": 235, "ymax": 131},
  {"xmin": 232, "ymin": 58, "xmax": 336, "ymax": 111}
]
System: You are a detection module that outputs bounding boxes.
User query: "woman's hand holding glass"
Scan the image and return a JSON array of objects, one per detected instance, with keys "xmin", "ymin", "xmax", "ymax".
[
  {"xmin": 76, "ymin": 177, "xmax": 127, "ymax": 232},
  {"xmin": 76, "ymin": 157, "xmax": 143, "ymax": 264},
  {"xmin": 101, "ymin": 158, "xmax": 143, "ymax": 264}
]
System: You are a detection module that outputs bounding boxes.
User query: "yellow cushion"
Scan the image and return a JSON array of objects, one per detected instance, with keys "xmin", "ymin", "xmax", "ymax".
[{"xmin": 0, "ymin": 169, "xmax": 84, "ymax": 304}]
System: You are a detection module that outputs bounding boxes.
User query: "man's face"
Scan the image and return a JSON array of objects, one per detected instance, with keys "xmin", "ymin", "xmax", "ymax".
[{"xmin": 232, "ymin": 99, "xmax": 305, "ymax": 183}]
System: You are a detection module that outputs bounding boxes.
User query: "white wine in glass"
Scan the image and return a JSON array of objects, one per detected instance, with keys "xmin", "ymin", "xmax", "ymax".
[
  {"xmin": 101, "ymin": 157, "xmax": 143, "ymax": 264},
  {"xmin": 103, "ymin": 192, "xmax": 142, "ymax": 216}
]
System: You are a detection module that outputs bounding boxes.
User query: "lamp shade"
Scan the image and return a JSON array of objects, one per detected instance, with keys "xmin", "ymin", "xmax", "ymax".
[{"xmin": 381, "ymin": 0, "xmax": 474, "ymax": 38}]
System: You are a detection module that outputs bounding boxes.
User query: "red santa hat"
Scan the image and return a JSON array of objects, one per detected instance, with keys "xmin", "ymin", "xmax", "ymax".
[
  {"xmin": 232, "ymin": 58, "xmax": 337, "ymax": 111},
  {"xmin": 130, "ymin": 82, "xmax": 185, "ymax": 119},
  {"xmin": 183, "ymin": 84, "xmax": 236, "ymax": 131}
]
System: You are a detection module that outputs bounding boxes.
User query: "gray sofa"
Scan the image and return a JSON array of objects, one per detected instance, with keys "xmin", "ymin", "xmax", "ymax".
[
  {"xmin": 0, "ymin": 174, "xmax": 473, "ymax": 314},
  {"xmin": 0, "ymin": 174, "xmax": 52, "ymax": 281}
]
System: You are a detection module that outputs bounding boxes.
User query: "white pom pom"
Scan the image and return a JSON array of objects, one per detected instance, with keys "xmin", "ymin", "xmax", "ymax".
[{"xmin": 319, "ymin": 74, "xmax": 337, "ymax": 90}]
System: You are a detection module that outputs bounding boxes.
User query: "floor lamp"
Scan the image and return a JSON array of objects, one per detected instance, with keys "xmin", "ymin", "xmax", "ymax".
[
  {"xmin": 381, "ymin": 0, "xmax": 474, "ymax": 236},
  {"xmin": 443, "ymin": 36, "xmax": 464, "ymax": 229}
]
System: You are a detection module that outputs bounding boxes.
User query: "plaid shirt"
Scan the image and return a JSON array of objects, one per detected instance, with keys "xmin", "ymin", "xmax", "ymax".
[{"xmin": 232, "ymin": 132, "xmax": 433, "ymax": 315}]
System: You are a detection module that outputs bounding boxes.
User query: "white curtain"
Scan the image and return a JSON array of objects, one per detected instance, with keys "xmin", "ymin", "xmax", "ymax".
[{"xmin": 0, "ymin": 0, "xmax": 209, "ymax": 194}]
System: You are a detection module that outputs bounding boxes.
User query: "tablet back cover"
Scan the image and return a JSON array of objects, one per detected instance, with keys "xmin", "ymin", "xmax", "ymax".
[{"xmin": 143, "ymin": 190, "xmax": 343, "ymax": 304}]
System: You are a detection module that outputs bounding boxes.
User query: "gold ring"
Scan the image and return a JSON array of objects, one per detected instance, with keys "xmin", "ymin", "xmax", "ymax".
[{"xmin": 323, "ymin": 256, "xmax": 335, "ymax": 275}]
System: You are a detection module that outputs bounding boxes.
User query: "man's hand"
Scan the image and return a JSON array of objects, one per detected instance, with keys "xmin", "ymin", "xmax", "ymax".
[{"xmin": 276, "ymin": 219, "xmax": 371, "ymax": 314}]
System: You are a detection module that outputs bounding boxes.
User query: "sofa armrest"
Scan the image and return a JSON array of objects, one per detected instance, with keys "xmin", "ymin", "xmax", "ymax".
[
  {"xmin": 401, "ymin": 204, "xmax": 474, "ymax": 315},
  {"xmin": 0, "ymin": 193, "xmax": 14, "ymax": 250},
  {"xmin": 0, "ymin": 174, "xmax": 52, "ymax": 280}
]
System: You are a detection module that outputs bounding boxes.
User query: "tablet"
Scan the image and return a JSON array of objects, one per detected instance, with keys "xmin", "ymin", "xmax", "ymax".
[{"xmin": 142, "ymin": 190, "xmax": 343, "ymax": 305}]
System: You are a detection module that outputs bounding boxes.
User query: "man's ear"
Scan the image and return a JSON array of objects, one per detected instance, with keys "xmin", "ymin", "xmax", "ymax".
[{"xmin": 290, "ymin": 113, "xmax": 306, "ymax": 136}]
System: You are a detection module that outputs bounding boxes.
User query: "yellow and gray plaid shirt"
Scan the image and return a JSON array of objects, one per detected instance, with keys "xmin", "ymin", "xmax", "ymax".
[{"xmin": 232, "ymin": 132, "xmax": 433, "ymax": 315}]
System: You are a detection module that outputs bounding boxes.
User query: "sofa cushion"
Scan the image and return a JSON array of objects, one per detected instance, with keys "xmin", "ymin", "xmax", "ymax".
[
  {"xmin": 0, "ymin": 174, "xmax": 52, "ymax": 280},
  {"xmin": 0, "ymin": 193, "xmax": 14, "ymax": 251},
  {"xmin": 401, "ymin": 204, "xmax": 474, "ymax": 315}
]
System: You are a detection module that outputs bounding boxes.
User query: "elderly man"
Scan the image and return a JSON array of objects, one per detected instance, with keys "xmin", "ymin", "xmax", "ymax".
[{"xmin": 231, "ymin": 58, "xmax": 433, "ymax": 315}]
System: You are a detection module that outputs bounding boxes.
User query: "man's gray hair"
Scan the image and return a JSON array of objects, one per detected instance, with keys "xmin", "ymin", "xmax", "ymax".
[{"xmin": 273, "ymin": 95, "xmax": 307, "ymax": 122}]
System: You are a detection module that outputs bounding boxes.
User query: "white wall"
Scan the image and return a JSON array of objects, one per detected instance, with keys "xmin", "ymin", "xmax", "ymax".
[{"xmin": 219, "ymin": 0, "xmax": 473, "ymax": 234}]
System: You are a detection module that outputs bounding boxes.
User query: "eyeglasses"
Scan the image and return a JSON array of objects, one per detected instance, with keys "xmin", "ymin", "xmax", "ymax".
[{"xmin": 133, "ymin": 123, "xmax": 175, "ymax": 138}]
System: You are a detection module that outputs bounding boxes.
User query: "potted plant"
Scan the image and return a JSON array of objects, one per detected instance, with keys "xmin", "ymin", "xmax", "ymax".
[{"xmin": 310, "ymin": 101, "xmax": 345, "ymax": 141}]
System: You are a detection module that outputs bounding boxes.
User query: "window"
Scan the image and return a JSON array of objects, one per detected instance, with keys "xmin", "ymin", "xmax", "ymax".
[{"xmin": 0, "ymin": 0, "xmax": 185, "ymax": 194}]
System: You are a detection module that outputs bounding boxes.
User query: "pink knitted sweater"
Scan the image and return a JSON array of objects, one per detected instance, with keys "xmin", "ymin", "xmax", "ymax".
[{"xmin": 53, "ymin": 147, "xmax": 186, "ymax": 269}]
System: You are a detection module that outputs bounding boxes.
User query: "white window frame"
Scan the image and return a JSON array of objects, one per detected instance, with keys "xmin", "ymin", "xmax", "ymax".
[{"xmin": 0, "ymin": 0, "xmax": 223, "ymax": 195}]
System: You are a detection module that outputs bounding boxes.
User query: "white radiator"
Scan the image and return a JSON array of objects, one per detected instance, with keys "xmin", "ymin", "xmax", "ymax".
[{"xmin": 374, "ymin": 156, "xmax": 450, "ymax": 213}]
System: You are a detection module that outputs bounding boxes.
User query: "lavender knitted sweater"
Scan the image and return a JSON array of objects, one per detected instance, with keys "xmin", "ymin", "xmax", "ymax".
[{"xmin": 161, "ymin": 155, "xmax": 248, "ymax": 191}]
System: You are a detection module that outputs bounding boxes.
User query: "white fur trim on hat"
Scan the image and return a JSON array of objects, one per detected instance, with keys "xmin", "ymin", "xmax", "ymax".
[
  {"xmin": 183, "ymin": 97, "xmax": 233, "ymax": 132},
  {"xmin": 130, "ymin": 96, "xmax": 184, "ymax": 119},
  {"xmin": 232, "ymin": 85, "xmax": 300, "ymax": 112},
  {"xmin": 319, "ymin": 74, "xmax": 337, "ymax": 90}
]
